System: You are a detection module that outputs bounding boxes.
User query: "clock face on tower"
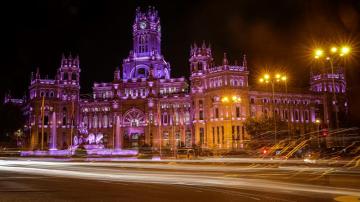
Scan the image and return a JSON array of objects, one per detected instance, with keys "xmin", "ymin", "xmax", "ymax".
[{"xmin": 140, "ymin": 22, "xmax": 147, "ymax": 29}]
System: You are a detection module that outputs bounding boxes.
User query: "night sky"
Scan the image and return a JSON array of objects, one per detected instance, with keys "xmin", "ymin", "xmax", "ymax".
[{"xmin": 1, "ymin": 0, "xmax": 360, "ymax": 123}]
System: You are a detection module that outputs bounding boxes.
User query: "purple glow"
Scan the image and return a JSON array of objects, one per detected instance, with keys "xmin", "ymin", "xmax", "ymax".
[{"xmin": 20, "ymin": 149, "xmax": 137, "ymax": 157}]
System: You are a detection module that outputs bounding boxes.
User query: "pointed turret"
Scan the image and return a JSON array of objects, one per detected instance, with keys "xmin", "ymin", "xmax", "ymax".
[
  {"xmin": 36, "ymin": 67, "xmax": 40, "ymax": 79},
  {"xmin": 30, "ymin": 72, "xmax": 34, "ymax": 81},
  {"xmin": 242, "ymin": 54, "xmax": 247, "ymax": 70},
  {"xmin": 223, "ymin": 52, "xmax": 228, "ymax": 66},
  {"xmin": 114, "ymin": 67, "xmax": 121, "ymax": 81}
]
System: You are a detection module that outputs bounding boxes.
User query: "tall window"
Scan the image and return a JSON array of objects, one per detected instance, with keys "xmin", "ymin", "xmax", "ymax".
[
  {"xmin": 162, "ymin": 113, "xmax": 168, "ymax": 125},
  {"xmin": 199, "ymin": 110, "xmax": 204, "ymax": 120},
  {"xmin": 63, "ymin": 116, "xmax": 67, "ymax": 126},
  {"xmin": 199, "ymin": 100, "xmax": 203, "ymax": 107},
  {"xmin": 72, "ymin": 73, "xmax": 77, "ymax": 80},
  {"xmin": 199, "ymin": 127, "xmax": 204, "ymax": 145},
  {"xmin": 295, "ymin": 111, "xmax": 299, "ymax": 121},
  {"xmin": 103, "ymin": 115, "xmax": 108, "ymax": 128},
  {"xmin": 215, "ymin": 108, "xmax": 219, "ymax": 118},
  {"xmin": 63, "ymin": 72, "xmax": 68, "ymax": 80},
  {"xmin": 221, "ymin": 126, "xmax": 225, "ymax": 144},
  {"xmin": 83, "ymin": 116, "xmax": 88, "ymax": 127},
  {"xmin": 212, "ymin": 127, "xmax": 215, "ymax": 144},
  {"xmin": 236, "ymin": 107, "xmax": 240, "ymax": 118},
  {"xmin": 44, "ymin": 115, "xmax": 49, "ymax": 125},
  {"xmin": 184, "ymin": 111, "xmax": 190, "ymax": 124},
  {"xmin": 305, "ymin": 111, "xmax": 309, "ymax": 121}
]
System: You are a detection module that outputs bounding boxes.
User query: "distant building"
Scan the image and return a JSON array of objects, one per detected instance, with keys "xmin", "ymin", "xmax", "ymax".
[{"xmin": 14, "ymin": 7, "xmax": 347, "ymax": 151}]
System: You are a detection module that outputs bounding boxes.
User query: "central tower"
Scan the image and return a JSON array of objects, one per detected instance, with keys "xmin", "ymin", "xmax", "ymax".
[
  {"xmin": 122, "ymin": 6, "xmax": 170, "ymax": 80},
  {"xmin": 133, "ymin": 6, "xmax": 161, "ymax": 57}
]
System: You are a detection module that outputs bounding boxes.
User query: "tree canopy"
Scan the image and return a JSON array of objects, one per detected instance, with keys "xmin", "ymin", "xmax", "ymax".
[{"xmin": 0, "ymin": 103, "xmax": 25, "ymax": 143}]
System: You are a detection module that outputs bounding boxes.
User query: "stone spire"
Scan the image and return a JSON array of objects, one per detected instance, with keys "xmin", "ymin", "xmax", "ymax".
[
  {"xmin": 242, "ymin": 54, "xmax": 247, "ymax": 69},
  {"xmin": 35, "ymin": 67, "xmax": 40, "ymax": 79},
  {"xmin": 114, "ymin": 67, "xmax": 121, "ymax": 81},
  {"xmin": 222, "ymin": 52, "xmax": 228, "ymax": 66}
]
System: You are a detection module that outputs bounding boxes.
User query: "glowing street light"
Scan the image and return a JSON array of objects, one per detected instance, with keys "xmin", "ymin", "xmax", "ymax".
[
  {"xmin": 314, "ymin": 49, "xmax": 323, "ymax": 59},
  {"xmin": 221, "ymin": 96, "xmax": 229, "ymax": 103},
  {"xmin": 232, "ymin": 95, "xmax": 241, "ymax": 103},
  {"xmin": 258, "ymin": 72, "xmax": 288, "ymax": 144},
  {"xmin": 315, "ymin": 118, "xmax": 321, "ymax": 148},
  {"xmin": 341, "ymin": 46, "xmax": 350, "ymax": 55},
  {"xmin": 330, "ymin": 47, "xmax": 337, "ymax": 53},
  {"xmin": 312, "ymin": 44, "xmax": 351, "ymax": 129}
]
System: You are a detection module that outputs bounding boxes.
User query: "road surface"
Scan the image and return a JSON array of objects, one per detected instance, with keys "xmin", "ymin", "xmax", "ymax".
[{"xmin": 0, "ymin": 158, "xmax": 359, "ymax": 201}]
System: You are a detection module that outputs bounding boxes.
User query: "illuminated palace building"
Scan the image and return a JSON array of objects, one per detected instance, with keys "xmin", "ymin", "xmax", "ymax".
[{"xmin": 17, "ymin": 7, "xmax": 347, "ymax": 151}]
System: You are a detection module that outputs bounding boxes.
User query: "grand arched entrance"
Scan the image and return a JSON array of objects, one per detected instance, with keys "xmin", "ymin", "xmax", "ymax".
[{"xmin": 122, "ymin": 108, "xmax": 146, "ymax": 149}]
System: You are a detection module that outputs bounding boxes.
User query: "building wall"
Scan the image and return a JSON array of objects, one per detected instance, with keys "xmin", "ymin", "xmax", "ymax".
[{"xmin": 20, "ymin": 7, "xmax": 334, "ymax": 151}]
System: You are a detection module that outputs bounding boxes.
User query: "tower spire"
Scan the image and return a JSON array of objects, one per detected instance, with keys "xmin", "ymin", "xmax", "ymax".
[
  {"xmin": 223, "ymin": 52, "xmax": 228, "ymax": 66},
  {"xmin": 242, "ymin": 54, "xmax": 247, "ymax": 69},
  {"xmin": 36, "ymin": 67, "xmax": 40, "ymax": 79}
]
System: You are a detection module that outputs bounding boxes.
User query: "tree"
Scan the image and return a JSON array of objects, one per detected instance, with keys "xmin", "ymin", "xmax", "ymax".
[
  {"xmin": 244, "ymin": 116, "xmax": 288, "ymax": 146},
  {"xmin": 0, "ymin": 103, "xmax": 25, "ymax": 145}
]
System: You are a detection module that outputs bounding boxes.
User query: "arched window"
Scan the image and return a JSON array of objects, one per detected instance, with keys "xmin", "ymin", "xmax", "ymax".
[{"xmin": 123, "ymin": 108, "xmax": 145, "ymax": 127}]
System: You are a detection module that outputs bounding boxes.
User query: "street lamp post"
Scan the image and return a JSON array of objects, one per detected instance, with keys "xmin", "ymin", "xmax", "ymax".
[
  {"xmin": 314, "ymin": 45, "xmax": 350, "ymax": 129},
  {"xmin": 259, "ymin": 73, "xmax": 287, "ymax": 145},
  {"xmin": 315, "ymin": 119, "xmax": 321, "ymax": 149}
]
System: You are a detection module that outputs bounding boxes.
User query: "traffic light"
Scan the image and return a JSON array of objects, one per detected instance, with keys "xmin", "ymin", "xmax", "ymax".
[{"xmin": 322, "ymin": 128, "xmax": 328, "ymax": 137}]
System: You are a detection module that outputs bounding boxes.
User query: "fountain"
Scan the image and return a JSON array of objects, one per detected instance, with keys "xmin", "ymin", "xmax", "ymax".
[{"xmin": 49, "ymin": 112, "xmax": 57, "ymax": 150}]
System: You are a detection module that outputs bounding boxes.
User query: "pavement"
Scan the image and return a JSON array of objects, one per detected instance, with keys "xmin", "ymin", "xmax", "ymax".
[{"xmin": 0, "ymin": 157, "xmax": 359, "ymax": 201}]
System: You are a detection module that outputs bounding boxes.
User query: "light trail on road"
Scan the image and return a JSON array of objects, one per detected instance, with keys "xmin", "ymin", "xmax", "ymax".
[{"xmin": 0, "ymin": 159, "xmax": 360, "ymax": 198}]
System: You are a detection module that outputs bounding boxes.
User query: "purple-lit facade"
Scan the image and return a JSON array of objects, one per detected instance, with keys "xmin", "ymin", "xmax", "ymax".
[{"xmin": 17, "ymin": 7, "xmax": 347, "ymax": 151}]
